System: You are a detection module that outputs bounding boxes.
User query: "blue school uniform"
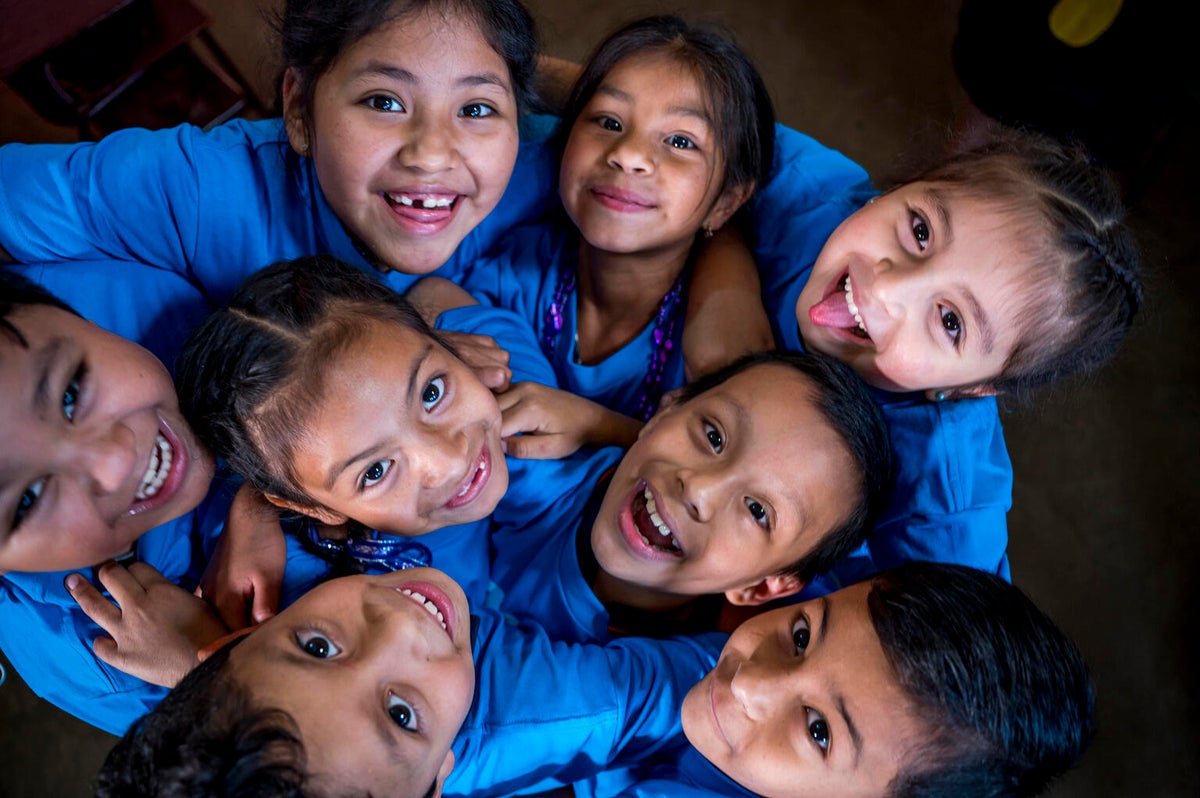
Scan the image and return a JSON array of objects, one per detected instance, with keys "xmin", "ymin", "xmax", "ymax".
[
  {"xmin": 490, "ymin": 446, "xmax": 625, "ymax": 644},
  {"xmin": 445, "ymin": 608, "xmax": 723, "ymax": 797},
  {"xmin": 617, "ymin": 748, "xmax": 758, "ymax": 798},
  {"xmin": 460, "ymin": 225, "xmax": 686, "ymax": 419},
  {"xmin": 749, "ymin": 131, "xmax": 1013, "ymax": 593},
  {"xmin": 0, "ymin": 117, "xmax": 556, "ymax": 309}
]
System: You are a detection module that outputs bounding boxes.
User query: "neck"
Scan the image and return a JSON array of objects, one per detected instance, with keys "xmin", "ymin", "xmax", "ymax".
[{"xmin": 573, "ymin": 240, "xmax": 690, "ymax": 364}]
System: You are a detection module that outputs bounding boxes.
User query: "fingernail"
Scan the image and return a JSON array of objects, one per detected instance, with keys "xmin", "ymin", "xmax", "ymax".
[{"xmin": 64, "ymin": 573, "xmax": 82, "ymax": 591}]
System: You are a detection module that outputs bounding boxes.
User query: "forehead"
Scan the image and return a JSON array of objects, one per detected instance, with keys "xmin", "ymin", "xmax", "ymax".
[
  {"xmin": 598, "ymin": 50, "xmax": 709, "ymax": 109},
  {"xmin": 339, "ymin": 5, "xmax": 506, "ymax": 75}
]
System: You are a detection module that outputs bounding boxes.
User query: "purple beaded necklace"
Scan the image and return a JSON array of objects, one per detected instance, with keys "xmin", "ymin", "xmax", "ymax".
[{"xmin": 542, "ymin": 267, "xmax": 685, "ymax": 422}]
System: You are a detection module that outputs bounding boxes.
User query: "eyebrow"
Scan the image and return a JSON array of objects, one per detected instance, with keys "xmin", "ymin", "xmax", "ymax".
[
  {"xmin": 960, "ymin": 286, "xmax": 995, "ymax": 355},
  {"xmin": 818, "ymin": 596, "xmax": 863, "ymax": 765},
  {"xmin": 323, "ymin": 344, "xmax": 433, "ymax": 491},
  {"xmin": 593, "ymin": 85, "xmax": 712, "ymax": 125},
  {"xmin": 354, "ymin": 61, "xmax": 511, "ymax": 92},
  {"xmin": 32, "ymin": 337, "xmax": 66, "ymax": 421}
]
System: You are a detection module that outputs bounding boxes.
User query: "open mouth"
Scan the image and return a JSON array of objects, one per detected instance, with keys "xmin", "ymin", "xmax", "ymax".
[
  {"xmin": 385, "ymin": 191, "xmax": 460, "ymax": 220},
  {"xmin": 395, "ymin": 581, "xmax": 457, "ymax": 640},
  {"xmin": 128, "ymin": 421, "xmax": 187, "ymax": 515},
  {"xmin": 443, "ymin": 447, "xmax": 491, "ymax": 510},
  {"xmin": 808, "ymin": 272, "xmax": 872, "ymax": 341},
  {"xmin": 631, "ymin": 482, "xmax": 683, "ymax": 555}
]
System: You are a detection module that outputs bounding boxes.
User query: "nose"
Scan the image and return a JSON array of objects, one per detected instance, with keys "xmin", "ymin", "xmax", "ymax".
[
  {"xmin": 606, "ymin": 132, "xmax": 653, "ymax": 174},
  {"xmin": 397, "ymin": 113, "xmax": 457, "ymax": 173},
  {"xmin": 864, "ymin": 255, "xmax": 928, "ymax": 338},
  {"xmin": 728, "ymin": 659, "xmax": 790, "ymax": 722},
  {"xmin": 414, "ymin": 426, "xmax": 470, "ymax": 491},
  {"xmin": 676, "ymin": 464, "xmax": 725, "ymax": 523},
  {"xmin": 77, "ymin": 422, "xmax": 138, "ymax": 497}
]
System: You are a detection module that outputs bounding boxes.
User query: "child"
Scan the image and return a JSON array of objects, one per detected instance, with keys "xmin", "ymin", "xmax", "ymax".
[
  {"xmin": 0, "ymin": 0, "xmax": 545, "ymax": 300},
  {"xmin": 748, "ymin": 132, "xmax": 1143, "ymax": 593},
  {"xmin": 457, "ymin": 15, "xmax": 773, "ymax": 421},
  {"xmin": 88, "ymin": 562, "xmax": 1094, "ymax": 798},
  {"xmin": 175, "ymin": 255, "xmax": 572, "ymax": 607},
  {"xmin": 0, "ymin": 265, "xmax": 224, "ymax": 733},
  {"xmin": 489, "ymin": 351, "xmax": 893, "ymax": 645},
  {"xmin": 83, "ymin": 565, "xmax": 723, "ymax": 798}
]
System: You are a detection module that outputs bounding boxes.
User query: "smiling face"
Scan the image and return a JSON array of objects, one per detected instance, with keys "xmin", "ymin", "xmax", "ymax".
[
  {"xmin": 228, "ymin": 567, "xmax": 474, "ymax": 798},
  {"xmin": 796, "ymin": 183, "xmax": 1041, "ymax": 394},
  {"xmin": 284, "ymin": 6, "xmax": 520, "ymax": 275},
  {"xmin": 0, "ymin": 305, "xmax": 214, "ymax": 573},
  {"xmin": 558, "ymin": 50, "xmax": 743, "ymax": 260},
  {"xmin": 270, "ymin": 318, "xmax": 507, "ymax": 536},
  {"xmin": 589, "ymin": 364, "xmax": 859, "ymax": 607},
  {"xmin": 682, "ymin": 581, "xmax": 925, "ymax": 798}
]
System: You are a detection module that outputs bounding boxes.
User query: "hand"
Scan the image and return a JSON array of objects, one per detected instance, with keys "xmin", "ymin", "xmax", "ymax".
[
  {"xmin": 66, "ymin": 562, "xmax": 229, "ymax": 687},
  {"xmin": 498, "ymin": 382, "xmax": 642, "ymax": 459},
  {"xmin": 199, "ymin": 483, "xmax": 287, "ymax": 630},
  {"xmin": 441, "ymin": 329, "xmax": 512, "ymax": 391}
]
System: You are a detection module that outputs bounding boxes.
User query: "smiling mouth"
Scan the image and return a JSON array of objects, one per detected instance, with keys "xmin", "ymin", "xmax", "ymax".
[
  {"xmin": 134, "ymin": 433, "xmax": 173, "ymax": 502},
  {"xmin": 808, "ymin": 272, "xmax": 873, "ymax": 342},
  {"xmin": 443, "ymin": 448, "xmax": 490, "ymax": 510},
  {"xmin": 400, "ymin": 588, "xmax": 447, "ymax": 631},
  {"xmin": 631, "ymin": 483, "xmax": 682, "ymax": 555},
  {"xmin": 386, "ymin": 192, "xmax": 458, "ymax": 210},
  {"xmin": 393, "ymin": 579, "xmax": 458, "ymax": 640},
  {"xmin": 842, "ymin": 275, "xmax": 870, "ymax": 339}
]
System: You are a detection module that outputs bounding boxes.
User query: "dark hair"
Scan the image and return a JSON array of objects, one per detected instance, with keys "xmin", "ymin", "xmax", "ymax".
[
  {"xmin": 869, "ymin": 562, "xmax": 1095, "ymax": 798},
  {"xmin": 96, "ymin": 637, "xmax": 438, "ymax": 798},
  {"xmin": 898, "ymin": 132, "xmax": 1142, "ymax": 398},
  {"xmin": 176, "ymin": 255, "xmax": 448, "ymax": 510},
  {"xmin": 276, "ymin": 0, "xmax": 539, "ymax": 130},
  {"xmin": 1, "ymin": 269, "xmax": 79, "ymax": 344},
  {"xmin": 559, "ymin": 14, "xmax": 775, "ymax": 199},
  {"xmin": 96, "ymin": 639, "xmax": 311, "ymax": 798},
  {"xmin": 674, "ymin": 351, "xmax": 892, "ymax": 582}
]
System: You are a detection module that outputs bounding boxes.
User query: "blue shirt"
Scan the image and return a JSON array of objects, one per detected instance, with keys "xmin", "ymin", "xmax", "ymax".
[
  {"xmin": 617, "ymin": 747, "xmax": 759, "ymax": 798},
  {"xmin": 460, "ymin": 223, "xmax": 687, "ymax": 419},
  {"xmin": 446, "ymin": 608, "xmax": 723, "ymax": 797},
  {"xmin": 0, "ymin": 117, "xmax": 556, "ymax": 309},
  {"xmin": 753, "ymin": 129, "xmax": 1013, "ymax": 592}
]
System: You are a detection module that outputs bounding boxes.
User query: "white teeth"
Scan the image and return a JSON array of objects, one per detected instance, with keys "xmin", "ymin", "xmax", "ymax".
[
  {"xmin": 641, "ymin": 486, "xmax": 679, "ymax": 549},
  {"xmin": 844, "ymin": 276, "xmax": 868, "ymax": 334},
  {"xmin": 401, "ymin": 589, "xmax": 447, "ymax": 630},
  {"xmin": 134, "ymin": 433, "xmax": 173, "ymax": 501},
  {"xmin": 390, "ymin": 194, "xmax": 454, "ymax": 209}
]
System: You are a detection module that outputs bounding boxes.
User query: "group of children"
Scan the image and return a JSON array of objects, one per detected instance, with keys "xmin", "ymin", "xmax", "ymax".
[{"xmin": 0, "ymin": 0, "xmax": 1143, "ymax": 797}]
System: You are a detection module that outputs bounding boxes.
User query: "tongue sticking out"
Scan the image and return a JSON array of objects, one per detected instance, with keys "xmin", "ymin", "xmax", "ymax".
[{"xmin": 808, "ymin": 290, "xmax": 858, "ymax": 329}]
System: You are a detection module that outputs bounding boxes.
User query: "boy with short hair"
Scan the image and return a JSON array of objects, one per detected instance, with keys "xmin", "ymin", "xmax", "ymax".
[{"xmin": 92, "ymin": 562, "xmax": 1093, "ymax": 798}]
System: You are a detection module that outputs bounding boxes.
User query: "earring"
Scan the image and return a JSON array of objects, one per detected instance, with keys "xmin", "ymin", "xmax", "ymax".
[
  {"xmin": 867, "ymin": 196, "xmax": 877, "ymax": 204},
  {"xmin": 934, "ymin": 390, "xmax": 947, "ymax": 402},
  {"xmin": 300, "ymin": 141, "xmax": 310, "ymax": 154},
  {"xmin": 702, "ymin": 226, "xmax": 714, "ymax": 239}
]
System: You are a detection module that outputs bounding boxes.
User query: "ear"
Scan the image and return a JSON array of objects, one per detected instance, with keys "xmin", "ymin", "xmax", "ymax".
[
  {"xmin": 724, "ymin": 573, "xmax": 804, "ymax": 606},
  {"xmin": 262, "ymin": 493, "xmax": 349, "ymax": 526},
  {"xmin": 924, "ymin": 384, "xmax": 999, "ymax": 402},
  {"xmin": 430, "ymin": 750, "xmax": 456, "ymax": 798},
  {"xmin": 281, "ymin": 68, "xmax": 309, "ymax": 156},
  {"xmin": 702, "ymin": 181, "xmax": 755, "ymax": 234}
]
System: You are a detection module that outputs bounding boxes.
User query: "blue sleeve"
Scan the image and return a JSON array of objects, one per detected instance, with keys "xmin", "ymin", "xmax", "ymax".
[
  {"xmin": 446, "ymin": 611, "xmax": 724, "ymax": 797},
  {"xmin": 0, "ymin": 584, "xmax": 169, "ymax": 736},
  {"xmin": 435, "ymin": 303, "xmax": 559, "ymax": 388}
]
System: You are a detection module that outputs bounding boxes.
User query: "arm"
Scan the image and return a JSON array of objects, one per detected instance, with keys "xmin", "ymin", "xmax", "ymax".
[
  {"xmin": 498, "ymin": 381, "xmax": 642, "ymax": 459},
  {"xmin": 682, "ymin": 227, "xmax": 775, "ymax": 380},
  {"xmin": 408, "ymin": 277, "xmax": 514, "ymax": 391},
  {"xmin": 198, "ymin": 483, "xmax": 288, "ymax": 630}
]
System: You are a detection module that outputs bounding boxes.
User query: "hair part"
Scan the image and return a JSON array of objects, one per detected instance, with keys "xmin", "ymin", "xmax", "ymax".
[
  {"xmin": 868, "ymin": 562, "xmax": 1095, "ymax": 798},
  {"xmin": 900, "ymin": 132, "xmax": 1142, "ymax": 398},
  {"xmin": 559, "ymin": 14, "xmax": 775, "ymax": 200},
  {"xmin": 176, "ymin": 255, "xmax": 449, "ymax": 511},
  {"xmin": 674, "ymin": 351, "xmax": 893, "ymax": 582},
  {"xmin": 276, "ymin": 0, "xmax": 539, "ymax": 136}
]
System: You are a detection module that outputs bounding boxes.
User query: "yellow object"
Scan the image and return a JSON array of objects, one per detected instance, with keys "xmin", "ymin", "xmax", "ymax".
[{"xmin": 1048, "ymin": 0, "xmax": 1124, "ymax": 47}]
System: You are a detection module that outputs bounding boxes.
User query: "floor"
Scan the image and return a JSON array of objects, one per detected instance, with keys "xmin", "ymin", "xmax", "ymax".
[{"xmin": 1, "ymin": 1, "xmax": 1197, "ymax": 796}]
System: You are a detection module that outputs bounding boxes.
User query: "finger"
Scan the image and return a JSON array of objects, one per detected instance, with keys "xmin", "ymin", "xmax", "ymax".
[
  {"xmin": 126, "ymin": 560, "xmax": 171, "ymax": 588},
  {"xmin": 500, "ymin": 403, "xmax": 542, "ymax": 438},
  {"xmin": 93, "ymin": 560, "xmax": 146, "ymax": 603},
  {"xmin": 250, "ymin": 581, "xmax": 281, "ymax": 625},
  {"xmin": 477, "ymin": 364, "xmax": 512, "ymax": 392},
  {"xmin": 65, "ymin": 573, "xmax": 124, "ymax": 631},
  {"xmin": 502, "ymin": 434, "xmax": 561, "ymax": 460},
  {"xmin": 91, "ymin": 635, "xmax": 120, "ymax": 667},
  {"xmin": 211, "ymin": 585, "xmax": 252, "ymax": 632}
]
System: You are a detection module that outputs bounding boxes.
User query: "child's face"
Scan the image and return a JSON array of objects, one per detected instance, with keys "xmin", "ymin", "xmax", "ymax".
[
  {"xmin": 276, "ymin": 319, "xmax": 508, "ymax": 536},
  {"xmin": 284, "ymin": 7, "xmax": 520, "ymax": 276},
  {"xmin": 796, "ymin": 182, "xmax": 1031, "ymax": 394},
  {"xmin": 0, "ymin": 306, "xmax": 214, "ymax": 573},
  {"xmin": 228, "ymin": 567, "xmax": 474, "ymax": 798},
  {"xmin": 590, "ymin": 364, "xmax": 858, "ymax": 603},
  {"xmin": 682, "ymin": 580, "xmax": 925, "ymax": 798},
  {"xmin": 559, "ymin": 51, "xmax": 742, "ymax": 259}
]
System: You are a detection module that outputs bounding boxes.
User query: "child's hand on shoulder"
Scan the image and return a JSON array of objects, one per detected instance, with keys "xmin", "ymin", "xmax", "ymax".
[
  {"xmin": 199, "ymin": 483, "xmax": 287, "ymax": 630},
  {"xmin": 66, "ymin": 562, "xmax": 228, "ymax": 688},
  {"xmin": 441, "ymin": 329, "xmax": 513, "ymax": 391},
  {"xmin": 498, "ymin": 382, "xmax": 642, "ymax": 459}
]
